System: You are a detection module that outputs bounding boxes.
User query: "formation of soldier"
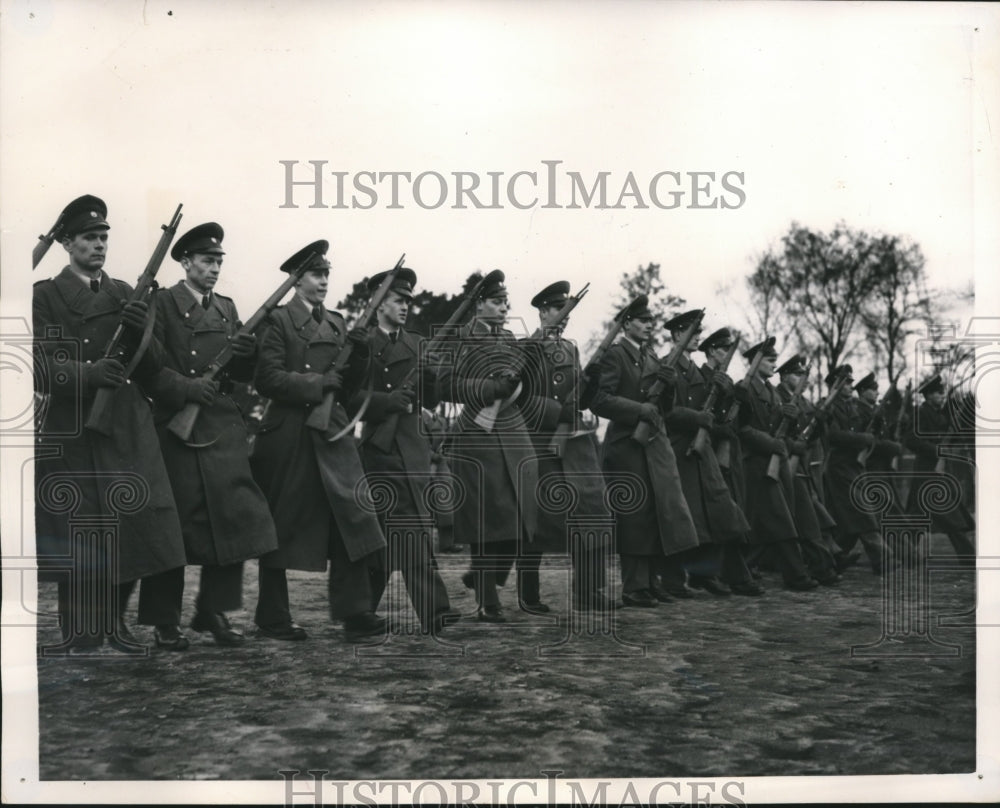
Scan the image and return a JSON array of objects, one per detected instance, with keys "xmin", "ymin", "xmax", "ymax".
[{"xmin": 32, "ymin": 195, "xmax": 977, "ymax": 654}]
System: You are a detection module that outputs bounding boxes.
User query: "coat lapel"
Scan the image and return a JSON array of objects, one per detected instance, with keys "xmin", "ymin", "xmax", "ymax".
[{"xmin": 53, "ymin": 267, "xmax": 122, "ymax": 320}]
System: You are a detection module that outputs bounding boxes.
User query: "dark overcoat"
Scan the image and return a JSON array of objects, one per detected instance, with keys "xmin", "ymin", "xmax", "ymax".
[
  {"xmin": 736, "ymin": 375, "xmax": 798, "ymax": 543},
  {"xmin": 904, "ymin": 400, "xmax": 975, "ymax": 532},
  {"xmin": 775, "ymin": 383, "xmax": 832, "ymax": 541},
  {"xmin": 33, "ymin": 267, "xmax": 186, "ymax": 582},
  {"xmin": 663, "ymin": 355, "xmax": 749, "ymax": 544},
  {"xmin": 437, "ymin": 319, "xmax": 539, "ymax": 548},
  {"xmin": 824, "ymin": 396, "xmax": 880, "ymax": 535},
  {"xmin": 250, "ymin": 296, "xmax": 386, "ymax": 570},
  {"xmin": 589, "ymin": 340, "xmax": 699, "ymax": 557},
  {"xmin": 518, "ymin": 335, "xmax": 609, "ymax": 554},
  {"xmin": 147, "ymin": 282, "xmax": 278, "ymax": 566}
]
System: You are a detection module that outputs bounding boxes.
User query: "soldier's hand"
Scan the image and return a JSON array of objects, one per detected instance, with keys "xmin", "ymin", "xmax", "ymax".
[
  {"xmin": 492, "ymin": 374, "xmax": 518, "ymax": 401},
  {"xmin": 712, "ymin": 371, "xmax": 734, "ymax": 393},
  {"xmin": 781, "ymin": 402, "xmax": 799, "ymax": 420},
  {"xmin": 186, "ymin": 377, "xmax": 219, "ymax": 406},
  {"xmin": 89, "ymin": 358, "xmax": 126, "ymax": 389},
  {"xmin": 638, "ymin": 402, "xmax": 661, "ymax": 425},
  {"xmin": 386, "ymin": 387, "xmax": 415, "ymax": 413},
  {"xmin": 711, "ymin": 422, "xmax": 737, "ymax": 441},
  {"xmin": 656, "ymin": 365, "xmax": 677, "ymax": 386},
  {"xmin": 321, "ymin": 369, "xmax": 343, "ymax": 392},
  {"xmin": 347, "ymin": 327, "xmax": 369, "ymax": 348},
  {"xmin": 121, "ymin": 300, "xmax": 148, "ymax": 332},
  {"xmin": 231, "ymin": 332, "xmax": 256, "ymax": 359},
  {"xmin": 786, "ymin": 438, "xmax": 808, "ymax": 457},
  {"xmin": 861, "ymin": 432, "xmax": 876, "ymax": 449},
  {"xmin": 695, "ymin": 410, "xmax": 715, "ymax": 429}
]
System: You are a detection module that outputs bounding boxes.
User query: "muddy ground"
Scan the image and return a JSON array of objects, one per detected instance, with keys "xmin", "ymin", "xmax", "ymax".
[{"xmin": 34, "ymin": 533, "xmax": 975, "ymax": 781}]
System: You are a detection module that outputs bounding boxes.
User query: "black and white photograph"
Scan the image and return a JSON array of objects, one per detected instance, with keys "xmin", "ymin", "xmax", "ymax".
[{"xmin": 1, "ymin": 0, "xmax": 998, "ymax": 804}]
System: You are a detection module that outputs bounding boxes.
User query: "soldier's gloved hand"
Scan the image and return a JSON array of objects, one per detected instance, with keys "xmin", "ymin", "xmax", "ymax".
[
  {"xmin": 733, "ymin": 385, "xmax": 750, "ymax": 405},
  {"xmin": 695, "ymin": 410, "xmax": 715, "ymax": 429},
  {"xmin": 861, "ymin": 432, "xmax": 876, "ymax": 449},
  {"xmin": 770, "ymin": 438, "xmax": 788, "ymax": 456},
  {"xmin": 638, "ymin": 402, "xmax": 661, "ymax": 425},
  {"xmin": 186, "ymin": 377, "xmax": 219, "ymax": 406},
  {"xmin": 711, "ymin": 422, "xmax": 737, "ymax": 441},
  {"xmin": 558, "ymin": 401, "xmax": 578, "ymax": 424},
  {"xmin": 492, "ymin": 375, "xmax": 518, "ymax": 401},
  {"xmin": 88, "ymin": 358, "xmax": 126, "ymax": 389},
  {"xmin": 386, "ymin": 387, "xmax": 415, "ymax": 414},
  {"xmin": 321, "ymin": 369, "xmax": 343, "ymax": 392},
  {"xmin": 656, "ymin": 365, "xmax": 677, "ymax": 386},
  {"xmin": 231, "ymin": 332, "xmax": 256, "ymax": 359},
  {"xmin": 781, "ymin": 402, "xmax": 799, "ymax": 420},
  {"xmin": 347, "ymin": 327, "xmax": 370, "ymax": 348},
  {"xmin": 786, "ymin": 438, "xmax": 808, "ymax": 456},
  {"xmin": 121, "ymin": 300, "xmax": 148, "ymax": 332},
  {"xmin": 712, "ymin": 371, "xmax": 734, "ymax": 393}
]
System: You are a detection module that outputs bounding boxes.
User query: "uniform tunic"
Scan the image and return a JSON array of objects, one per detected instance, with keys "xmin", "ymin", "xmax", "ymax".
[
  {"xmin": 824, "ymin": 396, "xmax": 880, "ymax": 536},
  {"xmin": 250, "ymin": 297, "xmax": 386, "ymax": 570},
  {"xmin": 33, "ymin": 267, "xmax": 186, "ymax": 583},
  {"xmin": 589, "ymin": 340, "xmax": 699, "ymax": 557},
  {"xmin": 147, "ymin": 282, "xmax": 278, "ymax": 566}
]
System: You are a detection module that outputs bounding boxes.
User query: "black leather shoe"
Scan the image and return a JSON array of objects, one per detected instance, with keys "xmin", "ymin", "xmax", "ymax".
[
  {"xmin": 344, "ymin": 612, "xmax": 387, "ymax": 642},
  {"xmin": 154, "ymin": 624, "xmax": 190, "ymax": 651},
  {"xmin": 191, "ymin": 611, "xmax": 245, "ymax": 647},
  {"xmin": 256, "ymin": 622, "xmax": 308, "ymax": 641},
  {"xmin": 477, "ymin": 605, "xmax": 506, "ymax": 623},
  {"xmin": 107, "ymin": 618, "xmax": 145, "ymax": 654},
  {"xmin": 690, "ymin": 576, "xmax": 732, "ymax": 597},
  {"xmin": 834, "ymin": 551, "xmax": 862, "ymax": 573},
  {"xmin": 786, "ymin": 577, "xmax": 820, "ymax": 592},
  {"xmin": 661, "ymin": 583, "xmax": 696, "ymax": 599},
  {"xmin": 518, "ymin": 600, "xmax": 551, "ymax": 614},
  {"xmin": 649, "ymin": 587, "xmax": 675, "ymax": 603},
  {"xmin": 461, "ymin": 570, "xmax": 475, "ymax": 590},
  {"xmin": 730, "ymin": 581, "xmax": 765, "ymax": 596},
  {"xmin": 622, "ymin": 591, "xmax": 658, "ymax": 608}
]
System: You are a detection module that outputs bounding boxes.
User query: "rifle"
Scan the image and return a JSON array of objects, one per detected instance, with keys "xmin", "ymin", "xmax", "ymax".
[
  {"xmin": 856, "ymin": 384, "xmax": 896, "ymax": 465},
  {"xmin": 165, "ymin": 249, "xmax": 317, "ymax": 444},
  {"xmin": 766, "ymin": 362, "xmax": 811, "ymax": 480},
  {"xmin": 366, "ymin": 269, "xmax": 499, "ymax": 452},
  {"xmin": 687, "ymin": 334, "xmax": 741, "ymax": 458},
  {"xmin": 474, "ymin": 283, "xmax": 591, "ymax": 434},
  {"xmin": 788, "ymin": 368, "xmax": 851, "ymax": 476},
  {"xmin": 714, "ymin": 338, "xmax": 772, "ymax": 469},
  {"xmin": 305, "ymin": 253, "xmax": 405, "ymax": 439},
  {"xmin": 33, "ymin": 210, "xmax": 69, "ymax": 270},
  {"xmin": 84, "ymin": 204, "xmax": 184, "ymax": 436},
  {"xmin": 632, "ymin": 309, "xmax": 705, "ymax": 445}
]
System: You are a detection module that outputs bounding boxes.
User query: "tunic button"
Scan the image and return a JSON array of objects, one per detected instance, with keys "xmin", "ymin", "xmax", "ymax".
[
  {"xmin": 191, "ymin": 350, "xmax": 197, "ymax": 355},
  {"xmin": 189, "ymin": 369, "xmax": 196, "ymax": 375},
  {"xmin": 83, "ymin": 338, "xmax": 89, "ymax": 344},
  {"xmin": 85, "ymin": 360, "xmax": 92, "ymax": 364},
  {"xmin": 184, "ymin": 313, "xmax": 190, "ymax": 319},
  {"xmin": 385, "ymin": 383, "xmax": 392, "ymax": 389},
  {"xmin": 305, "ymin": 364, "xmax": 311, "ymax": 369}
]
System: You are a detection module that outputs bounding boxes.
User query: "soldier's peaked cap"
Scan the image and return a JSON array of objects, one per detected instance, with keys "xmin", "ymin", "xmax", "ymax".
[
  {"xmin": 854, "ymin": 372, "xmax": 878, "ymax": 392},
  {"xmin": 664, "ymin": 309, "xmax": 704, "ymax": 333},
  {"xmin": 742, "ymin": 336, "xmax": 777, "ymax": 361},
  {"xmin": 620, "ymin": 294, "xmax": 652, "ymax": 321},
  {"xmin": 368, "ymin": 267, "xmax": 417, "ymax": 299},
  {"xmin": 698, "ymin": 327, "xmax": 736, "ymax": 353},
  {"xmin": 281, "ymin": 240, "xmax": 330, "ymax": 273},
  {"xmin": 777, "ymin": 353, "xmax": 809, "ymax": 375},
  {"xmin": 60, "ymin": 194, "xmax": 109, "ymax": 238},
  {"xmin": 531, "ymin": 281, "xmax": 570, "ymax": 309},
  {"xmin": 171, "ymin": 222, "xmax": 225, "ymax": 261},
  {"xmin": 825, "ymin": 364, "xmax": 853, "ymax": 385},
  {"xmin": 478, "ymin": 270, "xmax": 507, "ymax": 299},
  {"xmin": 918, "ymin": 374, "xmax": 945, "ymax": 396}
]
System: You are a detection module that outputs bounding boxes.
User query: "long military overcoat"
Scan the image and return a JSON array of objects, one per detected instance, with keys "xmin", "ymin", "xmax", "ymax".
[
  {"xmin": 437, "ymin": 318, "xmax": 539, "ymax": 548},
  {"xmin": 589, "ymin": 340, "xmax": 699, "ymax": 557},
  {"xmin": 147, "ymin": 282, "xmax": 278, "ymax": 566},
  {"xmin": 775, "ymin": 383, "xmax": 833, "ymax": 541},
  {"xmin": 250, "ymin": 297, "xmax": 386, "ymax": 570},
  {"xmin": 824, "ymin": 396, "xmax": 880, "ymax": 536},
  {"xmin": 33, "ymin": 267, "xmax": 186, "ymax": 583}
]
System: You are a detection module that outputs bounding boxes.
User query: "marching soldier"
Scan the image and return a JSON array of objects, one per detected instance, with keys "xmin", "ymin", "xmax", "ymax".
[
  {"xmin": 904, "ymin": 374, "xmax": 976, "ymax": 560},
  {"xmin": 250, "ymin": 241, "xmax": 388, "ymax": 642},
  {"xmin": 664, "ymin": 313, "xmax": 754, "ymax": 597},
  {"xmin": 352, "ymin": 267, "xmax": 459, "ymax": 633},
  {"xmin": 589, "ymin": 295, "xmax": 700, "ymax": 607},
  {"xmin": 824, "ymin": 364, "xmax": 892, "ymax": 574},
  {"xmin": 33, "ymin": 194, "xmax": 186, "ymax": 652},
  {"xmin": 438, "ymin": 271, "xmax": 540, "ymax": 622},
  {"xmin": 735, "ymin": 338, "xmax": 818, "ymax": 591},
  {"xmin": 141, "ymin": 223, "xmax": 279, "ymax": 648},
  {"xmin": 854, "ymin": 373, "xmax": 903, "ymax": 473},
  {"xmin": 518, "ymin": 281, "xmax": 616, "ymax": 612}
]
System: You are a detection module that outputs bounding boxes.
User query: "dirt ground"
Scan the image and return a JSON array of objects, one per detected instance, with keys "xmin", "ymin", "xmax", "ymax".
[{"xmin": 34, "ymin": 533, "xmax": 975, "ymax": 781}]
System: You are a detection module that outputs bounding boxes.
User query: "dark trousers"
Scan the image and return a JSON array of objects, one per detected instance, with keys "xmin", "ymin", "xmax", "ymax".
[
  {"xmin": 800, "ymin": 534, "xmax": 838, "ymax": 579},
  {"xmin": 468, "ymin": 539, "xmax": 516, "ymax": 608},
  {"xmin": 836, "ymin": 530, "xmax": 888, "ymax": 571},
  {"xmin": 685, "ymin": 542, "xmax": 754, "ymax": 584},
  {"xmin": 371, "ymin": 528, "xmax": 452, "ymax": 631},
  {"xmin": 137, "ymin": 563, "xmax": 243, "ymax": 626},
  {"xmin": 517, "ymin": 540, "xmax": 611, "ymax": 604},
  {"xmin": 622, "ymin": 552, "xmax": 685, "ymax": 594},
  {"xmin": 55, "ymin": 577, "xmax": 135, "ymax": 643}
]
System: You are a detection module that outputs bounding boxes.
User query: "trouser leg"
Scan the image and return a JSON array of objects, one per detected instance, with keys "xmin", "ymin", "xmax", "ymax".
[
  {"xmin": 255, "ymin": 565, "xmax": 292, "ymax": 628},
  {"xmin": 516, "ymin": 550, "xmax": 543, "ymax": 605},
  {"xmin": 572, "ymin": 541, "xmax": 608, "ymax": 600},
  {"xmin": 395, "ymin": 531, "xmax": 451, "ymax": 630},
  {"xmin": 328, "ymin": 531, "xmax": 382, "ymax": 620},
  {"xmin": 686, "ymin": 544, "xmax": 723, "ymax": 580},
  {"xmin": 720, "ymin": 543, "xmax": 753, "ymax": 585},
  {"xmin": 136, "ymin": 565, "xmax": 185, "ymax": 626},
  {"xmin": 469, "ymin": 540, "xmax": 516, "ymax": 608},
  {"xmin": 619, "ymin": 554, "xmax": 654, "ymax": 595},
  {"xmin": 772, "ymin": 539, "xmax": 811, "ymax": 585},
  {"xmin": 195, "ymin": 563, "xmax": 244, "ymax": 615}
]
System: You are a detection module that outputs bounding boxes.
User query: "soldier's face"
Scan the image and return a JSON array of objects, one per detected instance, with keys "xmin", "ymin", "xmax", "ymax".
[
  {"xmin": 860, "ymin": 386, "xmax": 878, "ymax": 404},
  {"xmin": 379, "ymin": 290, "xmax": 410, "ymax": 328},
  {"xmin": 927, "ymin": 391, "xmax": 945, "ymax": 408},
  {"xmin": 296, "ymin": 268, "xmax": 329, "ymax": 306},
  {"xmin": 182, "ymin": 253, "xmax": 223, "ymax": 294},
  {"xmin": 780, "ymin": 370, "xmax": 803, "ymax": 389},
  {"xmin": 477, "ymin": 295, "xmax": 509, "ymax": 324},
  {"xmin": 538, "ymin": 304, "xmax": 563, "ymax": 329},
  {"xmin": 62, "ymin": 230, "xmax": 108, "ymax": 274},
  {"xmin": 673, "ymin": 328, "xmax": 701, "ymax": 353},
  {"xmin": 758, "ymin": 356, "xmax": 776, "ymax": 377},
  {"xmin": 625, "ymin": 317, "xmax": 653, "ymax": 342},
  {"xmin": 706, "ymin": 344, "xmax": 730, "ymax": 365}
]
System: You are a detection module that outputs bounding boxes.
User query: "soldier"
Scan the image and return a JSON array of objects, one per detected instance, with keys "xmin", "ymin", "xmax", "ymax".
[
  {"xmin": 351, "ymin": 267, "xmax": 459, "ymax": 634},
  {"xmin": 774, "ymin": 354, "xmax": 841, "ymax": 586},
  {"xmin": 854, "ymin": 373, "xmax": 903, "ymax": 473},
  {"xmin": 589, "ymin": 295, "xmax": 700, "ymax": 607},
  {"xmin": 250, "ymin": 241, "xmax": 387, "ymax": 642},
  {"xmin": 33, "ymin": 194, "xmax": 186, "ymax": 652},
  {"xmin": 823, "ymin": 364, "xmax": 893, "ymax": 574},
  {"xmin": 904, "ymin": 374, "xmax": 976, "ymax": 560},
  {"xmin": 663, "ymin": 312, "xmax": 754, "ymax": 598},
  {"xmin": 437, "ymin": 271, "xmax": 540, "ymax": 623},
  {"xmin": 518, "ymin": 281, "xmax": 616, "ymax": 612},
  {"xmin": 139, "ymin": 223, "xmax": 279, "ymax": 648},
  {"xmin": 735, "ymin": 338, "xmax": 818, "ymax": 591}
]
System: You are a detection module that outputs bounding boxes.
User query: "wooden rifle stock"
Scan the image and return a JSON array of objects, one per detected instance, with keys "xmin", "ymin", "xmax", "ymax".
[
  {"xmin": 85, "ymin": 204, "xmax": 183, "ymax": 436},
  {"xmin": 766, "ymin": 364, "xmax": 811, "ymax": 480},
  {"xmin": 166, "ymin": 250, "xmax": 316, "ymax": 443},
  {"xmin": 788, "ymin": 371, "xmax": 850, "ymax": 476},
  {"xmin": 688, "ymin": 335, "xmax": 741, "ymax": 458},
  {"xmin": 632, "ymin": 309, "xmax": 705, "ymax": 445},
  {"xmin": 306, "ymin": 253, "xmax": 406, "ymax": 438}
]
